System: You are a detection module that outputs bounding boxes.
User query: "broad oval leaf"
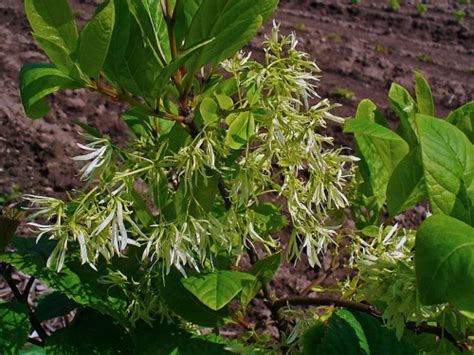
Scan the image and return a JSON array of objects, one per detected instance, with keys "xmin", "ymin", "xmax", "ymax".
[
  {"xmin": 78, "ymin": 0, "xmax": 115, "ymax": 78},
  {"xmin": 20, "ymin": 64, "xmax": 81, "ymax": 119},
  {"xmin": 225, "ymin": 112, "xmax": 256, "ymax": 150},
  {"xmin": 200, "ymin": 97, "xmax": 219, "ymax": 125},
  {"xmin": 415, "ymin": 215, "xmax": 474, "ymax": 311},
  {"xmin": 387, "ymin": 146, "xmax": 426, "ymax": 216},
  {"xmin": 345, "ymin": 100, "xmax": 409, "ymax": 208},
  {"xmin": 181, "ymin": 270, "xmax": 255, "ymax": 310},
  {"xmin": 160, "ymin": 269, "xmax": 229, "ymax": 327},
  {"xmin": 184, "ymin": 0, "xmax": 278, "ymax": 72},
  {"xmin": 416, "ymin": 114, "xmax": 474, "ymax": 225},
  {"xmin": 25, "ymin": 0, "xmax": 79, "ymax": 76}
]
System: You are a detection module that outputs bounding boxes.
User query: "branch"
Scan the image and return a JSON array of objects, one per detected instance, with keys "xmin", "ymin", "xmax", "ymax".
[
  {"xmin": 274, "ymin": 295, "xmax": 466, "ymax": 351},
  {"xmin": 0, "ymin": 263, "xmax": 48, "ymax": 342},
  {"xmin": 274, "ymin": 296, "xmax": 382, "ymax": 318}
]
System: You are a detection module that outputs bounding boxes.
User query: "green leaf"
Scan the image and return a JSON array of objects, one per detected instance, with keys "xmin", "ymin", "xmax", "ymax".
[
  {"xmin": 304, "ymin": 310, "xmax": 416, "ymax": 355},
  {"xmin": 184, "ymin": 0, "xmax": 278, "ymax": 71},
  {"xmin": 214, "ymin": 93, "xmax": 233, "ymax": 110},
  {"xmin": 345, "ymin": 100, "xmax": 409, "ymax": 208},
  {"xmin": 0, "ymin": 237, "xmax": 129, "ymax": 325},
  {"xmin": 77, "ymin": 0, "xmax": 115, "ymax": 78},
  {"xmin": 103, "ymin": 10, "xmax": 163, "ymax": 107},
  {"xmin": 241, "ymin": 253, "xmax": 281, "ymax": 309},
  {"xmin": 20, "ymin": 64, "xmax": 81, "ymax": 119},
  {"xmin": 386, "ymin": 146, "xmax": 426, "ymax": 216},
  {"xmin": 0, "ymin": 302, "xmax": 30, "ymax": 354},
  {"xmin": 126, "ymin": 0, "xmax": 170, "ymax": 63},
  {"xmin": 160, "ymin": 269, "xmax": 229, "ymax": 327},
  {"xmin": 20, "ymin": 344, "xmax": 46, "ymax": 355},
  {"xmin": 175, "ymin": 0, "xmax": 203, "ymax": 46},
  {"xmin": 414, "ymin": 71, "xmax": 435, "ymax": 117},
  {"xmin": 310, "ymin": 309, "xmax": 370, "ymax": 354},
  {"xmin": 225, "ymin": 112, "xmax": 255, "ymax": 150},
  {"xmin": 389, "ymin": 83, "xmax": 418, "ymax": 147},
  {"xmin": 415, "ymin": 215, "xmax": 474, "ymax": 312},
  {"xmin": 25, "ymin": 0, "xmax": 79, "ymax": 76},
  {"xmin": 447, "ymin": 101, "xmax": 474, "ymax": 144},
  {"xmin": 45, "ymin": 308, "xmax": 133, "ymax": 354},
  {"xmin": 181, "ymin": 270, "xmax": 255, "ymax": 310},
  {"xmin": 416, "ymin": 114, "xmax": 474, "ymax": 225},
  {"xmin": 200, "ymin": 97, "xmax": 219, "ymax": 126},
  {"xmin": 131, "ymin": 319, "xmax": 229, "ymax": 355},
  {"xmin": 153, "ymin": 38, "xmax": 215, "ymax": 98},
  {"xmin": 250, "ymin": 202, "xmax": 287, "ymax": 235},
  {"xmin": 35, "ymin": 292, "xmax": 77, "ymax": 322}
]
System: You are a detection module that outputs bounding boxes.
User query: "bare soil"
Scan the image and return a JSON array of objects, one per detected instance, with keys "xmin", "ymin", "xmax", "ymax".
[{"xmin": 0, "ymin": 0, "xmax": 473, "ymax": 338}]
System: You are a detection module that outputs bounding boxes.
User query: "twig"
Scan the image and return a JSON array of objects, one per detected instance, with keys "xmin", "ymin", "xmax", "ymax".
[
  {"xmin": 0, "ymin": 263, "xmax": 48, "ymax": 343},
  {"xmin": 274, "ymin": 295, "xmax": 382, "ymax": 318}
]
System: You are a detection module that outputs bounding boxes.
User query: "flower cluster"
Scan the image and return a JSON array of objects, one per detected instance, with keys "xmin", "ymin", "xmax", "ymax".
[
  {"xmin": 25, "ymin": 25, "xmax": 355, "ymax": 321},
  {"xmin": 346, "ymin": 225, "xmax": 439, "ymax": 338}
]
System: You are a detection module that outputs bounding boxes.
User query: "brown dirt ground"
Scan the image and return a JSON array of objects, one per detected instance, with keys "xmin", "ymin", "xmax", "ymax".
[{"xmin": 0, "ymin": 0, "xmax": 473, "ymax": 339}]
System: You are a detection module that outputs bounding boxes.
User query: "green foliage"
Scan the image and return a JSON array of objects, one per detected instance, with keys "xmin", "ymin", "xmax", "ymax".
[
  {"xmin": 416, "ymin": 114, "xmax": 474, "ymax": 225},
  {"xmin": 19, "ymin": 64, "xmax": 81, "ymax": 119},
  {"xmin": 0, "ymin": 302, "xmax": 30, "ymax": 354},
  {"xmin": 416, "ymin": 215, "xmax": 474, "ymax": 311},
  {"xmin": 77, "ymin": 0, "xmax": 115, "ymax": 78},
  {"xmin": 181, "ymin": 270, "xmax": 255, "ymax": 310},
  {"xmin": 4, "ymin": 0, "xmax": 473, "ymax": 353},
  {"xmin": 303, "ymin": 309, "xmax": 415, "ymax": 354},
  {"xmin": 344, "ymin": 99, "xmax": 409, "ymax": 209}
]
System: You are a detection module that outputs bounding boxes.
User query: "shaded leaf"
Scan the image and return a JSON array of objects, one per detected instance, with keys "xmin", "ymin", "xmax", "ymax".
[
  {"xmin": 0, "ymin": 302, "xmax": 30, "ymax": 354},
  {"xmin": 35, "ymin": 292, "xmax": 77, "ymax": 322},
  {"xmin": 387, "ymin": 146, "xmax": 426, "ymax": 216},
  {"xmin": 45, "ymin": 308, "xmax": 133, "ymax": 354},
  {"xmin": 241, "ymin": 253, "xmax": 281, "ymax": 309},
  {"xmin": 416, "ymin": 215, "xmax": 474, "ymax": 311},
  {"xmin": 131, "ymin": 319, "xmax": 229, "ymax": 354}
]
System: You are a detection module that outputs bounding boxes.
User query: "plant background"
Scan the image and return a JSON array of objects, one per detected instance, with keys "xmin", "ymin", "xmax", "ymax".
[{"xmin": 0, "ymin": 0, "xmax": 472, "ymax": 336}]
